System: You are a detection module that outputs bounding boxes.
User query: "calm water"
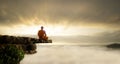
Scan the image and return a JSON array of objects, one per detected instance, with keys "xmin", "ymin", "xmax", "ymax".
[{"xmin": 20, "ymin": 44, "xmax": 120, "ymax": 64}]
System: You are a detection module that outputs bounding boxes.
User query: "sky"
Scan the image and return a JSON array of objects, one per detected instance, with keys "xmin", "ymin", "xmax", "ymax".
[{"xmin": 0, "ymin": 0, "xmax": 120, "ymax": 41}]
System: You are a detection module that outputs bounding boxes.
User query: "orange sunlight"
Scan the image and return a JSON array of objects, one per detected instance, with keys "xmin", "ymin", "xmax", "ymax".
[
  {"xmin": 0, "ymin": 19, "xmax": 109, "ymax": 36},
  {"xmin": 2, "ymin": 24, "xmax": 107, "ymax": 36}
]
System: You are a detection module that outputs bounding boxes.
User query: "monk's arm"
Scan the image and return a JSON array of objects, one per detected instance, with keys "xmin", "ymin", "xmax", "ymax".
[
  {"xmin": 38, "ymin": 31, "xmax": 40, "ymax": 37},
  {"xmin": 44, "ymin": 31, "xmax": 47, "ymax": 36}
]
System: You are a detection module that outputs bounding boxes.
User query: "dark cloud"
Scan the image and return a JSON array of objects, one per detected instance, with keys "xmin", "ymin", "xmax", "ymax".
[
  {"xmin": 0, "ymin": 0, "xmax": 120, "ymax": 28},
  {"xmin": 0, "ymin": 0, "xmax": 44, "ymax": 25}
]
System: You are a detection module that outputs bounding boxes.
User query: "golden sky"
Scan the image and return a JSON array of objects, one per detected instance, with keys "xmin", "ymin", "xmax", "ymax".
[{"xmin": 0, "ymin": 0, "xmax": 120, "ymax": 37}]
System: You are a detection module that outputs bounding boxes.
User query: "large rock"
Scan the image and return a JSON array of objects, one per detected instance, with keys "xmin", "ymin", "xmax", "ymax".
[
  {"xmin": 0, "ymin": 35, "xmax": 52, "ymax": 54},
  {"xmin": 0, "ymin": 35, "xmax": 52, "ymax": 44},
  {"xmin": 0, "ymin": 35, "xmax": 38, "ymax": 54}
]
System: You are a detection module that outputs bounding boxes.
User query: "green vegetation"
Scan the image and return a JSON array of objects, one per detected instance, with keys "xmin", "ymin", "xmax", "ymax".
[{"xmin": 0, "ymin": 45, "xmax": 24, "ymax": 64}]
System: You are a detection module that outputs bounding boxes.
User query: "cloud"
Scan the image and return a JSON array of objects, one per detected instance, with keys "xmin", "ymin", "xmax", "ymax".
[
  {"xmin": 51, "ymin": 30, "xmax": 120, "ymax": 43},
  {"xmin": 95, "ymin": 30, "xmax": 120, "ymax": 43},
  {"xmin": 0, "ymin": 0, "xmax": 120, "ymax": 43},
  {"xmin": 83, "ymin": 29, "xmax": 120, "ymax": 43},
  {"xmin": 0, "ymin": 0, "xmax": 120, "ymax": 28},
  {"xmin": 71, "ymin": 30, "xmax": 120, "ymax": 43}
]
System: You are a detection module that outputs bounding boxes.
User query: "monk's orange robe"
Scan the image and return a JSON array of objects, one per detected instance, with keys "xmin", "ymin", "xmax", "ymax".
[{"xmin": 38, "ymin": 30, "xmax": 48, "ymax": 40}]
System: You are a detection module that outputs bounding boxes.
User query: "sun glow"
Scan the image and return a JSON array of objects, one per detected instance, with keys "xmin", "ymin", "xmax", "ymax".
[
  {"xmin": 1, "ymin": 25, "xmax": 65, "ymax": 36},
  {"xmin": 0, "ymin": 19, "xmax": 105, "ymax": 36},
  {"xmin": 0, "ymin": 18, "xmax": 116, "ymax": 36},
  {"xmin": 1, "ymin": 24, "xmax": 107, "ymax": 36}
]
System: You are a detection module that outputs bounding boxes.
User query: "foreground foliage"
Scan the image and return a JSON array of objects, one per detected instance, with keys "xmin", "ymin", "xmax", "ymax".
[{"xmin": 0, "ymin": 45, "xmax": 24, "ymax": 64}]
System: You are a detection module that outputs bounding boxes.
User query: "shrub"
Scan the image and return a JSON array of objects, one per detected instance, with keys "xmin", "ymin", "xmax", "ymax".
[{"xmin": 0, "ymin": 45, "xmax": 24, "ymax": 64}]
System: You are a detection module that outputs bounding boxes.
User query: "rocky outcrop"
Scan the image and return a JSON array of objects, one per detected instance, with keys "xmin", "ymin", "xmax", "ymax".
[
  {"xmin": 0, "ymin": 35, "xmax": 52, "ymax": 54},
  {"xmin": 0, "ymin": 35, "xmax": 38, "ymax": 44},
  {"xmin": 0, "ymin": 35, "xmax": 52, "ymax": 44},
  {"xmin": 0, "ymin": 35, "xmax": 53, "ymax": 64},
  {"xmin": 0, "ymin": 35, "xmax": 41, "ymax": 54},
  {"xmin": 0, "ymin": 44, "xmax": 37, "ymax": 54}
]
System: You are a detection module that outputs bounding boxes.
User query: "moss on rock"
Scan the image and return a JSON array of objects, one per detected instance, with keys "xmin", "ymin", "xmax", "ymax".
[{"xmin": 0, "ymin": 45, "xmax": 24, "ymax": 64}]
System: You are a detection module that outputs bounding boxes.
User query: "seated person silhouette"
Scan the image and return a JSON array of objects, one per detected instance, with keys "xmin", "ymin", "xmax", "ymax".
[{"xmin": 38, "ymin": 26, "xmax": 48, "ymax": 42}]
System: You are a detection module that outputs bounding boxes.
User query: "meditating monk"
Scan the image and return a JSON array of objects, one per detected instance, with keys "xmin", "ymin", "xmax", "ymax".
[{"xmin": 38, "ymin": 26, "xmax": 48, "ymax": 41}]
